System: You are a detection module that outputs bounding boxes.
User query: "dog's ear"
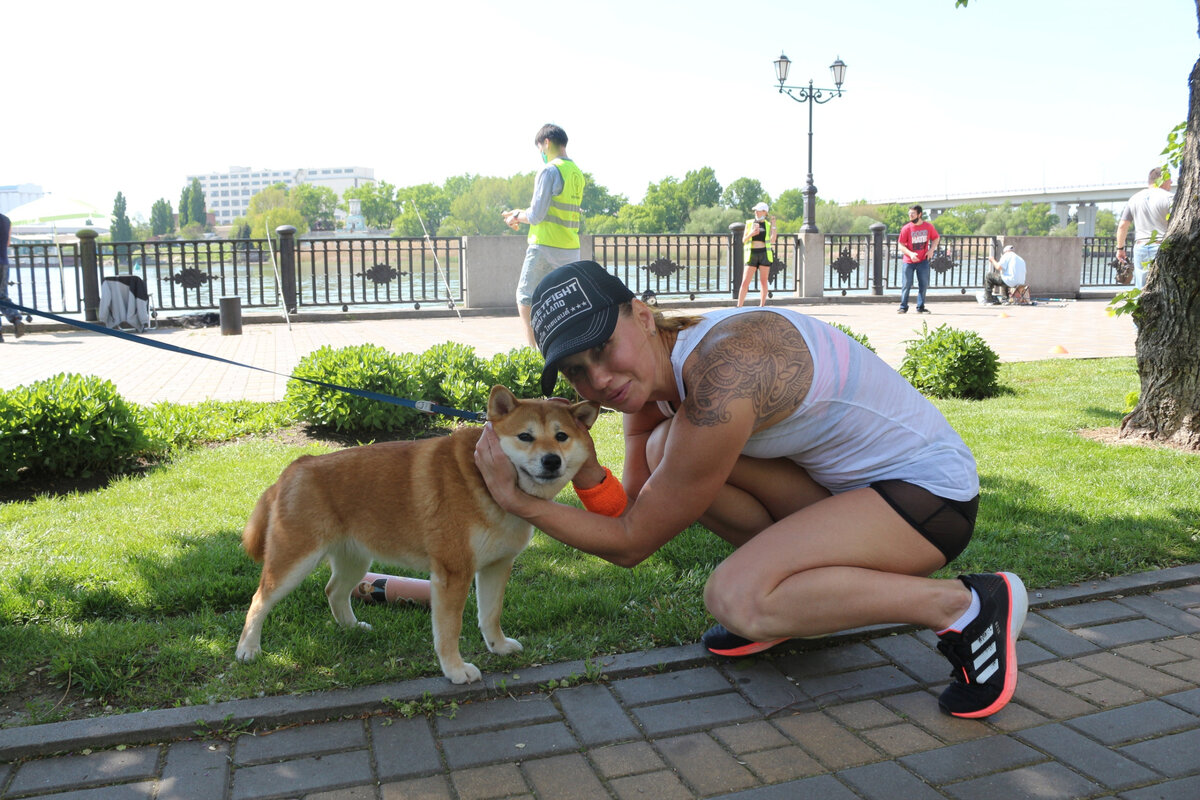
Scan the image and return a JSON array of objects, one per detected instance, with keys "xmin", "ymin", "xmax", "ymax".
[
  {"xmin": 570, "ymin": 401, "xmax": 602, "ymax": 429},
  {"xmin": 487, "ymin": 385, "xmax": 519, "ymax": 419}
]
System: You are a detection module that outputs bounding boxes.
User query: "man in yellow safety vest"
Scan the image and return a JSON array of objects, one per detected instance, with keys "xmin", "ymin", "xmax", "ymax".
[{"xmin": 504, "ymin": 124, "xmax": 585, "ymax": 347}]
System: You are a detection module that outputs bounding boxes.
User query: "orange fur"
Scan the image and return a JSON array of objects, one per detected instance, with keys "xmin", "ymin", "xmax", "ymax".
[{"xmin": 235, "ymin": 386, "xmax": 599, "ymax": 684}]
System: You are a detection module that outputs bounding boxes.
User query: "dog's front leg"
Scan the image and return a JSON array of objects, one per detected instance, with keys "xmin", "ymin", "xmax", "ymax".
[
  {"xmin": 430, "ymin": 565, "xmax": 481, "ymax": 684},
  {"xmin": 475, "ymin": 557, "xmax": 522, "ymax": 657}
]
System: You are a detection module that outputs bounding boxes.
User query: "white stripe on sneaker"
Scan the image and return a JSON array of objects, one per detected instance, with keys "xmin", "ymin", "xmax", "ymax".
[{"xmin": 972, "ymin": 641, "xmax": 997, "ymax": 671}]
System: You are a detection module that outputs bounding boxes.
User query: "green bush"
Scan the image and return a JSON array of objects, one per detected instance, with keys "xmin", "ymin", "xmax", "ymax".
[
  {"xmin": 286, "ymin": 344, "xmax": 424, "ymax": 432},
  {"xmin": 828, "ymin": 322, "xmax": 876, "ymax": 353},
  {"xmin": 488, "ymin": 347, "xmax": 575, "ymax": 399},
  {"xmin": 138, "ymin": 399, "xmax": 296, "ymax": 455},
  {"xmin": 0, "ymin": 373, "xmax": 149, "ymax": 484},
  {"xmin": 899, "ymin": 323, "xmax": 1000, "ymax": 399},
  {"xmin": 416, "ymin": 341, "xmax": 490, "ymax": 408}
]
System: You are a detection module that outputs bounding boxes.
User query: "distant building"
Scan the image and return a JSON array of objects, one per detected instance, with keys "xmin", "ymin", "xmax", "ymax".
[
  {"xmin": 187, "ymin": 166, "xmax": 375, "ymax": 225},
  {"xmin": 1, "ymin": 183, "xmax": 45, "ymax": 215}
]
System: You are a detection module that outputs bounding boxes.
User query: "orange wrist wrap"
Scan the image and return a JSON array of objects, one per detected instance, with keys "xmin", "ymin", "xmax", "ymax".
[{"xmin": 574, "ymin": 466, "xmax": 628, "ymax": 517}]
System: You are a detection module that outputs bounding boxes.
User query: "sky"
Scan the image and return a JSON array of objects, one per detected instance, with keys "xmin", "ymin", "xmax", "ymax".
[{"xmin": 8, "ymin": 0, "xmax": 1197, "ymax": 220}]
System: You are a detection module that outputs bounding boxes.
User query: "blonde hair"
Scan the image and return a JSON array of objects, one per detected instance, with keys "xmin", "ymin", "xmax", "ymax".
[{"xmin": 619, "ymin": 300, "xmax": 703, "ymax": 333}]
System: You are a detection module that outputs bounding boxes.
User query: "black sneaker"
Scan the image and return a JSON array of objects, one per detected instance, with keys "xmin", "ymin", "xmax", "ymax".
[
  {"xmin": 12, "ymin": 319, "xmax": 25, "ymax": 338},
  {"xmin": 897, "ymin": 308, "xmax": 908, "ymax": 314},
  {"xmin": 916, "ymin": 306, "xmax": 931, "ymax": 314},
  {"xmin": 702, "ymin": 624, "xmax": 788, "ymax": 657},
  {"xmin": 936, "ymin": 572, "xmax": 1027, "ymax": 718}
]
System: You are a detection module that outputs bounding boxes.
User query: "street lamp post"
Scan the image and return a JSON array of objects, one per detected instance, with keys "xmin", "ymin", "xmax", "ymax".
[{"xmin": 774, "ymin": 53, "xmax": 847, "ymax": 234}]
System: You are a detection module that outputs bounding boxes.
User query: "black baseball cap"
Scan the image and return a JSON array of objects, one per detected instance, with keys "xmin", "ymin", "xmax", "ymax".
[{"xmin": 531, "ymin": 261, "xmax": 635, "ymax": 395}]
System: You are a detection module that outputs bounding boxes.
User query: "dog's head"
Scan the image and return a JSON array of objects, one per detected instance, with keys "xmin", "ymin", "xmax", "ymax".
[{"xmin": 487, "ymin": 385, "xmax": 601, "ymax": 499}]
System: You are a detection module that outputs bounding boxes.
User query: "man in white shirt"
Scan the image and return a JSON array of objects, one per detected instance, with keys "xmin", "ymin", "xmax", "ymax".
[
  {"xmin": 1116, "ymin": 168, "xmax": 1174, "ymax": 289},
  {"xmin": 984, "ymin": 244, "xmax": 1026, "ymax": 305}
]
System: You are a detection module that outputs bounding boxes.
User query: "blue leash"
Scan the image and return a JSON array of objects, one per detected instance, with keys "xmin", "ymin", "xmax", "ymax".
[{"xmin": 1, "ymin": 302, "xmax": 487, "ymax": 424}]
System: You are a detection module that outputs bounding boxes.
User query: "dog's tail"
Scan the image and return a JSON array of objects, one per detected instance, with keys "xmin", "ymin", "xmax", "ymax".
[{"xmin": 241, "ymin": 484, "xmax": 276, "ymax": 563}]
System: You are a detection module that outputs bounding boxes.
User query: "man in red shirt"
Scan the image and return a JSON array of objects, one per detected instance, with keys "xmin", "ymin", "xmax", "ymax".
[{"xmin": 896, "ymin": 205, "xmax": 939, "ymax": 314}]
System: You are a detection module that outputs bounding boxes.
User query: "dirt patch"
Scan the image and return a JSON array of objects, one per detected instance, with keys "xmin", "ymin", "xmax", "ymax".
[{"xmin": 1077, "ymin": 426, "xmax": 1198, "ymax": 454}]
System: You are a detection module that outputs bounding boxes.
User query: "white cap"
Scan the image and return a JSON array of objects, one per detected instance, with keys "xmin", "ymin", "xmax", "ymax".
[
  {"xmin": 1003, "ymin": 245, "xmax": 1014, "ymax": 252},
  {"xmin": 752, "ymin": 202, "xmax": 769, "ymax": 212}
]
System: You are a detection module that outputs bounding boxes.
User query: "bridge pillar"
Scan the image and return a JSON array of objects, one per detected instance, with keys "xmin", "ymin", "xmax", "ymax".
[
  {"xmin": 1076, "ymin": 203, "xmax": 1098, "ymax": 237},
  {"xmin": 1051, "ymin": 202, "xmax": 1071, "ymax": 231}
]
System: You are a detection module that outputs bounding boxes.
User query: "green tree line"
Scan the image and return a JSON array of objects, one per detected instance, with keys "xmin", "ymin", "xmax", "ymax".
[{"xmin": 106, "ymin": 168, "xmax": 1103, "ymax": 242}]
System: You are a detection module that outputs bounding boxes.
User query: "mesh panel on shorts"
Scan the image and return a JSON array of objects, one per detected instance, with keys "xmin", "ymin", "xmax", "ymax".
[{"xmin": 870, "ymin": 479, "xmax": 979, "ymax": 564}]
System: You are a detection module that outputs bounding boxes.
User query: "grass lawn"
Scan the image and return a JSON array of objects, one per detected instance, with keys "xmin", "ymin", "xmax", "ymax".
[{"xmin": 1, "ymin": 356, "xmax": 1196, "ymax": 726}]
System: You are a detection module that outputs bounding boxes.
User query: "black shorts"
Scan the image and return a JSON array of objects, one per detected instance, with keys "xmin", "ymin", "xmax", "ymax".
[
  {"xmin": 870, "ymin": 479, "xmax": 978, "ymax": 565},
  {"xmin": 747, "ymin": 249, "xmax": 772, "ymax": 268}
]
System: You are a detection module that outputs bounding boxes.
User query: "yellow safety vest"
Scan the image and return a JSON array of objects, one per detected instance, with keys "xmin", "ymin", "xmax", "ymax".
[
  {"xmin": 744, "ymin": 218, "xmax": 774, "ymax": 264},
  {"xmin": 529, "ymin": 158, "xmax": 584, "ymax": 249}
]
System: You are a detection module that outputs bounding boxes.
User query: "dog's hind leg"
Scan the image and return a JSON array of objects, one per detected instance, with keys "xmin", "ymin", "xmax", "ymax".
[
  {"xmin": 430, "ymin": 564, "xmax": 480, "ymax": 684},
  {"xmin": 325, "ymin": 541, "xmax": 373, "ymax": 630},
  {"xmin": 237, "ymin": 548, "xmax": 326, "ymax": 662},
  {"xmin": 475, "ymin": 557, "xmax": 522, "ymax": 657}
]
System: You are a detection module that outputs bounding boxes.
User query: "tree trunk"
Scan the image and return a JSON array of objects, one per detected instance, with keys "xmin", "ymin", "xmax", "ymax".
[{"xmin": 1119, "ymin": 31, "xmax": 1200, "ymax": 451}]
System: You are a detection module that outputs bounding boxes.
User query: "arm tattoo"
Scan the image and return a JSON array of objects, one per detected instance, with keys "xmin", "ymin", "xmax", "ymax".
[{"xmin": 684, "ymin": 313, "xmax": 813, "ymax": 428}]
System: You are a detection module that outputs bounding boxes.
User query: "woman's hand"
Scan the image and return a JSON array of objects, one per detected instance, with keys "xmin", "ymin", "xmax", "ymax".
[{"xmin": 473, "ymin": 423, "xmax": 537, "ymax": 516}]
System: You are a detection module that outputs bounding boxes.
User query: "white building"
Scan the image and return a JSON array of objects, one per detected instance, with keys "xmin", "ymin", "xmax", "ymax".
[
  {"xmin": 1, "ymin": 183, "xmax": 46, "ymax": 215},
  {"xmin": 187, "ymin": 166, "xmax": 375, "ymax": 225}
]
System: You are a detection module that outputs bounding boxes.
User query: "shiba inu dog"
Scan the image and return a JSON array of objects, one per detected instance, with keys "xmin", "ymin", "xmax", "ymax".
[{"xmin": 236, "ymin": 385, "xmax": 601, "ymax": 684}]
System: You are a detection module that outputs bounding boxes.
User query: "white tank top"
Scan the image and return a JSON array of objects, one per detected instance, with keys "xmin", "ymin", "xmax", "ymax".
[{"xmin": 658, "ymin": 307, "xmax": 979, "ymax": 501}]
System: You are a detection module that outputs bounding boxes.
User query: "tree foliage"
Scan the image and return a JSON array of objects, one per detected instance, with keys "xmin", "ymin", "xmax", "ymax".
[
  {"xmin": 188, "ymin": 178, "xmax": 207, "ymax": 230},
  {"xmin": 178, "ymin": 184, "xmax": 192, "ymax": 228},
  {"xmin": 721, "ymin": 177, "xmax": 769, "ymax": 217},
  {"xmin": 110, "ymin": 192, "xmax": 134, "ymax": 242},
  {"xmin": 290, "ymin": 184, "xmax": 339, "ymax": 231},
  {"xmin": 150, "ymin": 199, "xmax": 174, "ymax": 237}
]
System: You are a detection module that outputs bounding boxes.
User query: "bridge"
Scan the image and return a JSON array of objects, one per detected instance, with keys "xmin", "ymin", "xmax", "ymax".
[{"xmin": 871, "ymin": 182, "xmax": 1145, "ymax": 236}]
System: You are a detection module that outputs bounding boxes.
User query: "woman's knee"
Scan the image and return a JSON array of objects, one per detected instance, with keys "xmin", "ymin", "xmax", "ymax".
[{"xmin": 704, "ymin": 559, "xmax": 762, "ymax": 634}]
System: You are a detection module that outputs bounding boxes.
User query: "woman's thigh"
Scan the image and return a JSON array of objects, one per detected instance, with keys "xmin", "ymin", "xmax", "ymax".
[
  {"xmin": 711, "ymin": 487, "xmax": 948, "ymax": 596},
  {"xmin": 646, "ymin": 418, "xmax": 831, "ymax": 545}
]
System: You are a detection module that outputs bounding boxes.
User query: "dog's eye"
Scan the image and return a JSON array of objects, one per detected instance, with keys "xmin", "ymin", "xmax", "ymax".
[
  {"xmin": 555, "ymin": 431, "xmax": 569, "ymax": 442},
  {"xmin": 518, "ymin": 432, "xmax": 535, "ymax": 442}
]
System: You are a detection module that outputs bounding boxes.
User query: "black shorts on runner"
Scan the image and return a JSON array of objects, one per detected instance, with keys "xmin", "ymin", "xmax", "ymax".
[
  {"xmin": 870, "ymin": 479, "xmax": 979, "ymax": 564},
  {"xmin": 747, "ymin": 249, "xmax": 772, "ymax": 268}
]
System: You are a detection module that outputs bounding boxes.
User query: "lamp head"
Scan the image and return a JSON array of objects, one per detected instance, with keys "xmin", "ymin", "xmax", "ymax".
[
  {"xmin": 774, "ymin": 52, "xmax": 791, "ymax": 86},
  {"xmin": 830, "ymin": 56, "xmax": 847, "ymax": 89}
]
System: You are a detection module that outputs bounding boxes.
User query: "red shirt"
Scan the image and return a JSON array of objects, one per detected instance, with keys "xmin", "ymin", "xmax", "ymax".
[{"xmin": 898, "ymin": 221, "xmax": 939, "ymax": 263}]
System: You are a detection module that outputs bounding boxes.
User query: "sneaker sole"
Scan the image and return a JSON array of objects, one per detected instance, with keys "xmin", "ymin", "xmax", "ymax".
[
  {"xmin": 707, "ymin": 637, "xmax": 789, "ymax": 657},
  {"xmin": 950, "ymin": 571, "xmax": 1028, "ymax": 719}
]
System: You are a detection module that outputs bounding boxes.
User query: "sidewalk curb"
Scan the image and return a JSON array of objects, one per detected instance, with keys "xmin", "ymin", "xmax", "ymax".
[{"xmin": 3, "ymin": 563, "xmax": 1197, "ymax": 762}]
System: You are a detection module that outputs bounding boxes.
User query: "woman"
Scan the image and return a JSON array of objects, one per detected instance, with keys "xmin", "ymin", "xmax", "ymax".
[
  {"xmin": 737, "ymin": 201, "xmax": 776, "ymax": 308},
  {"xmin": 475, "ymin": 261, "xmax": 1026, "ymax": 719}
]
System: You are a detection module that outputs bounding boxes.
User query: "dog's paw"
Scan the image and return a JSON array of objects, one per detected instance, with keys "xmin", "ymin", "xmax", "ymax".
[
  {"xmin": 444, "ymin": 662, "xmax": 483, "ymax": 684},
  {"xmin": 235, "ymin": 645, "xmax": 260, "ymax": 663},
  {"xmin": 356, "ymin": 621, "xmax": 372, "ymax": 631},
  {"xmin": 488, "ymin": 636, "xmax": 523, "ymax": 656}
]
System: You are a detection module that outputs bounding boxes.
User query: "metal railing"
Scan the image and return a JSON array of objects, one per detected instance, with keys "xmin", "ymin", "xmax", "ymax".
[
  {"xmin": 89, "ymin": 234, "xmax": 465, "ymax": 313},
  {"xmin": 6, "ymin": 243, "xmax": 83, "ymax": 314},
  {"xmin": 295, "ymin": 236, "xmax": 464, "ymax": 310},
  {"xmin": 887, "ymin": 235, "xmax": 997, "ymax": 295},
  {"xmin": 824, "ymin": 234, "xmax": 876, "ymax": 294},
  {"xmin": 1081, "ymin": 236, "xmax": 1127, "ymax": 287},
  {"xmin": 5, "ymin": 229, "xmax": 1135, "ymax": 322},
  {"xmin": 101, "ymin": 240, "xmax": 280, "ymax": 310},
  {"xmin": 593, "ymin": 233, "xmax": 732, "ymax": 301}
]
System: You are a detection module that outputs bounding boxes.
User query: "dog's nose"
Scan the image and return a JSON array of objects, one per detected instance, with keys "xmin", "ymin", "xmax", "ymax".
[{"xmin": 540, "ymin": 453, "xmax": 562, "ymax": 473}]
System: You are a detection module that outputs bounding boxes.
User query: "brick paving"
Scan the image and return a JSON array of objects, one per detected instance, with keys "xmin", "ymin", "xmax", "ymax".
[{"xmin": 3, "ymin": 297, "xmax": 1196, "ymax": 799}]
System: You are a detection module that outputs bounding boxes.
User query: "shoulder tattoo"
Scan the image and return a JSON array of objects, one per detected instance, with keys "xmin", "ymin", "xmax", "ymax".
[{"xmin": 684, "ymin": 313, "xmax": 813, "ymax": 427}]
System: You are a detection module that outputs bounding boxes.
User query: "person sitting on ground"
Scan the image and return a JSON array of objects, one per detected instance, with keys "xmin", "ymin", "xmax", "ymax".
[
  {"xmin": 985, "ymin": 244, "xmax": 1026, "ymax": 305},
  {"xmin": 473, "ymin": 260, "xmax": 1028, "ymax": 720}
]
